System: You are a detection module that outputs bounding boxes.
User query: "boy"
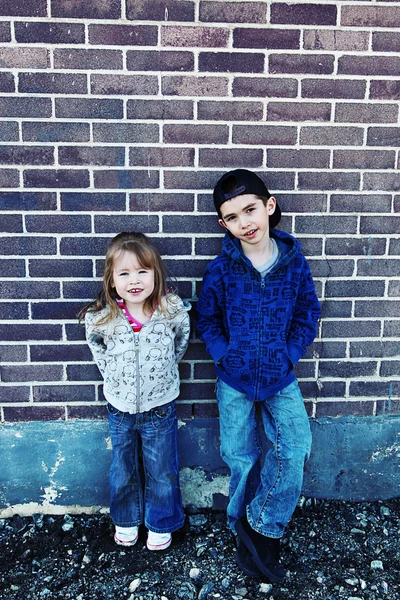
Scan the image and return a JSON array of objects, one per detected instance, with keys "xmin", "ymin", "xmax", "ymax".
[{"xmin": 196, "ymin": 169, "xmax": 320, "ymax": 581}]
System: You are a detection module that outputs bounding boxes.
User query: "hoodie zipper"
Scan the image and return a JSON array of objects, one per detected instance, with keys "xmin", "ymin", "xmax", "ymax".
[
  {"xmin": 255, "ymin": 275, "xmax": 265, "ymax": 400},
  {"xmin": 133, "ymin": 331, "xmax": 141, "ymax": 412}
]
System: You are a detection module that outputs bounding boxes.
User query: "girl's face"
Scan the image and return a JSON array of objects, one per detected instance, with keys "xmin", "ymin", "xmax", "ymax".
[{"xmin": 112, "ymin": 250, "xmax": 155, "ymax": 315}]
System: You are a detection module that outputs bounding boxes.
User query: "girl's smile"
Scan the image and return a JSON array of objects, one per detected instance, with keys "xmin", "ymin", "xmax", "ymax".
[{"xmin": 112, "ymin": 250, "xmax": 155, "ymax": 316}]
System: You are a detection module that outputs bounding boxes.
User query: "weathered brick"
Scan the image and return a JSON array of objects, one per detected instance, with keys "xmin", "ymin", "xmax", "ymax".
[
  {"xmin": 260, "ymin": 172, "xmax": 295, "ymax": 191},
  {"xmin": 268, "ymin": 149, "xmax": 329, "ymax": 169},
  {"xmin": 0, "ymin": 145, "xmax": 54, "ymax": 165},
  {"xmin": 199, "ymin": 1, "xmax": 266, "ymax": 24},
  {"xmin": 63, "ymin": 280, "xmax": 101, "ymax": 299},
  {"xmin": 127, "ymin": 99, "xmax": 193, "ymax": 121},
  {"xmin": 127, "ymin": 50, "xmax": 194, "ymax": 72},
  {"xmin": 93, "ymin": 123, "xmax": 159, "ymax": 143},
  {"xmin": 268, "ymin": 101, "xmax": 331, "ymax": 122},
  {"xmin": 0, "ymin": 345, "xmax": 27, "ymax": 362},
  {"xmin": 0, "ymin": 97, "xmax": 51, "ymax": 118},
  {"xmin": 24, "ymin": 169, "xmax": 90, "ymax": 189},
  {"xmin": 1, "ymin": 214, "xmax": 23, "ymax": 232},
  {"xmin": 3, "ymin": 406, "xmax": 66, "ymax": 421},
  {"xmin": 370, "ymin": 80, "xmax": 400, "ymax": 100},
  {"xmin": 31, "ymin": 301, "xmax": 85, "ymax": 320},
  {"xmin": 233, "ymin": 28, "xmax": 299, "ymax": 49},
  {"xmin": 19, "ymin": 72, "xmax": 87, "ymax": 95},
  {"xmin": 335, "ymin": 103, "xmax": 398, "ymax": 124},
  {"xmin": 349, "ymin": 381, "xmax": 399, "ymax": 398},
  {"xmin": 277, "ymin": 193, "xmax": 327, "ymax": 213},
  {"xmin": 0, "ymin": 47, "xmax": 48, "ymax": 68},
  {"xmin": 164, "ymin": 124, "xmax": 228, "ymax": 144},
  {"xmin": 0, "ymin": 121, "xmax": 19, "ymax": 141},
  {"xmin": 1, "ymin": 364, "xmax": 63, "ymax": 382},
  {"xmin": 0, "ymin": 192, "xmax": 56, "ymax": 211},
  {"xmin": 67, "ymin": 364, "xmax": 102, "ymax": 381},
  {"xmin": 325, "ymin": 279, "xmax": 385, "ymax": 298},
  {"xmin": 316, "ymin": 401, "xmax": 374, "ymax": 418},
  {"xmin": 91, "ymin": 74, "xmax": 158, "ymax": 96},
  {"xmin": 145, "ymin": 237, "xmax": 192, "ymax": 256},
  {"xmin": 25, "ymin": 214, "xmax": 91, "ymax": 233},
  {"xmin": 130, "ymin": 193, "xmax": 194, "ymax": 212},
  {"xmin": 200, "ymin": 52, "xmax": 264, "ymax": 73},
  {"xmin": 338, "ymin": 55, "xmax": 400, "ymax": 76},
  {"xmin": 0, "ymin": 386, "xmax": 30, "ymax": 403},
  {"xmin": 376, "ymin": 398, "xmax": 400, "ymax": 416},
  {"xmin": 55, "ymin": 98, "xmax": 123, "ymax": 120},
  {"xmin": 271, "ymin": 3, "xmax": 336, "ymax": 25},
  {"xmin": 380, "ymin": 362, "xmax": 400, "ymax": 377},
  {"xmin": 164, "ymin": 258, "xmax": 208, "ymax": 278},
  {"xmin": 300, "ymin": 381, "xmax": 346, "ymax": 400},
  {"xmin": 195, "ymin": 236, "xmax": 222, "ymax": 256},
  {"xmin": 0, "ymin": 280, "xmax": 59, "ymax": 299},
  {"xmin": 233, "ymin": 77, "xmax": 297, "ymax": 98},
  {"xmin": 390, "ymin": 238, "xmax": 400, "ymax": 255},
  {"xmin": 30, "ymin": 259, "xmax": 93, "ymax": 278},
  {"xmin": 198, "ymin": 100, "xmax": 263, "ymax": 121},
  {"xmin": 89, "ymin": 24, "xmax": 157, "ymax": 46},
  {"xmin": 163, "ymin": 170, "xmax": 220, "ymax": 192},
  {"xmin": 319, "ymin": 360, "xmax": 377, "ymax": 379},
  {"xmin": 321, "ymin": 300, "xmax": 352, "ymax": 319},
  {"xmin": 0, "ymin": 0, "xmax": 46, "ymax": 16},
  {"xmin": 2, "ymin": 302, "xmax": 28, "ymax": 319},
  {"xmin": 163, "ymin": 215, "xmax": 220, "ymax": 234},
  {"xmin": 308, "ymin": 259, "xmax": 354, "ymax": 278},
  {"xmin": 341, "ymin": 5, "xmax": 400, "ymax": 28},
  {"xmin": 300, "ymin": 126, "xmax": 363, "ymax": 146},
  {"xmin": 59, "ymin": 146, "xmax": 125, "ymax": 167},
  {"xmin": 330, "ymin": 194, "xmax": 392, "ymax": 214},
  {"xmin": 0, "ymin": 324, "xmax": 61, "ymax": 341},
  {"xmin": 333, "ymin": 150, "xmax": 395, "ymax": 170},
  {"xmin": 52, "ymin": 0, "xmax": 121, "ymax": 19},
  {"xmin": 162, "ymin": 25, "xmax": 229, "ymax": 48},
  {"xmin": 0, "ymin": 169, "xmax": 19, "ymax": 187},
  {"xmin": 384, "ymin": 320, "xmax": 400, "ymax": 337},
  {"xmin": 15, "ymin": 21, "xmax": 85, "ymax": 44},
  {"xmin": 298, "ymin": 172, "xmax": 360, "ymax": 192},
  {"xmin": 360, "ymin": 216, "xmax": 400, "ymax": 235},
  {"xmin": 373, "ymin": 31, "xmax": 400, "ymax": 53},
  {"xmin": 61, "ymin": 193, "xmax": 125, "ymax": 212},
  {"xmin": 301, "ymin": 78, "xmax": 366, "ymax": 99},
  {"xmin": 296, "ymin": 215, "xmax": 358, "ymax": 235},
  {"xmin": 233, "ymin": 125, "xmax": 297, "ymax": 145},
  {"xmin": 180, "ymin": 381, "xmax": 215, "ymax": 400},
  {"xmin": 23, "ymin": 122, "xmax": 90, "ymax": 143},
  {"xmin": 367, "ymin": 127, "xmax": 400, "ymax": 147},
  {"xmin": 31, "ymin": 344, "xmax": 91, "ymax": 362},
  {"xmin": 295, "ymin": 237, "xmax": 323, "ymax": 257},
  {"xmin": 357, "ymin": 259, "xmax": 400, "ymax": 278},
  {"xmin": 127, "ymin": 0, "xmax": 195, "ymax": 22},
  {"xmin": 93, "ymin": 169, "xmax": 159, "ymax": 190},
  {"xmin": 54, "ymin": 49, "xmax": 122, "ymax": 70},
  {"xmin": 162, "ymin": 75, "xmax": 228, "ymax": 97},
  {"xmin": 363, "ymin": 173, "xmax": 400, "ymax": 191},
  {"xmin": 0, "ymin": 72, "xmax": 15, "ymax": 93},
  {"xmin": 322, "ymin": 320, "xmax": 381, "ymax": 338},
  {"xmin": 94, "ymin": 214, "xmax": 159, "ymax": 233},
  {"xmin": 389, "ymin": 281, "xmax": 400, "ymax": 297},
  {"xmin": 0, "ymin": 21, "xmax": 11, "ymax": 41},
  {"xmin": 68, "ymin": 405, "xmax": 106, "ymax": 420},
  {"xmin": 269, "ymin": 54, "xmax": 334, "ymax": 75},
  {"xmin": 351, "ymin": 341, "xmax": 400, "ymax": 359},
  {"xmin": 304, "ymin": 29, "xmax": 369, "ymax": 51},
  {"xmin": 199, "ymin": 148, "xmax": 263, "ymax": 168},
  {"xmin": 130, "ymin": 147, "xmax": 194, "ymax": 167},
  {"xmin": 34, "ymin": 384, "xmax": 95, "ymax": 403}
]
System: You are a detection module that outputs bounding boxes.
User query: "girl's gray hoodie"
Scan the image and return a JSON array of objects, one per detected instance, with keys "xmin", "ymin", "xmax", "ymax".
[{"xmin": 85, "ymin": 294, "xmax": 191, "ymax": 414}]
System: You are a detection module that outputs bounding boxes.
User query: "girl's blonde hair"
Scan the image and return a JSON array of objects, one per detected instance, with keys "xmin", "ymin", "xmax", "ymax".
[{"xmin": 79, "ymin": 232, "xmax": 169, "ymax": 325}]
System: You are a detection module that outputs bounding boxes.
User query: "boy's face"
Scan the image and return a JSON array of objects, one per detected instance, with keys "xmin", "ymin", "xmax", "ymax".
[{"xmin": 218, "ymin": 193, "xmax": 277, "ymax": 248}]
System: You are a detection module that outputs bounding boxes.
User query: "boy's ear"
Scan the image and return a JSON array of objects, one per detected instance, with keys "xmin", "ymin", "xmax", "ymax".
[
  {"xmin": 267, "ymin": 196, "xmax": 277, "ymax": 214},
  {"xmin": 218, "ymin": 218, "xmax": 227, "ymax": 229}
]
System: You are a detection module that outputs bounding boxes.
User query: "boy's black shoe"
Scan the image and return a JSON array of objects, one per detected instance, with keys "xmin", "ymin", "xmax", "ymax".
[
  {"xmin": 236, "ymin": 516, "xmax": 286, "ymax": 582},
  {"xmin": 235, "ymin": 538, "xmax": 262, "ymax": 578}
]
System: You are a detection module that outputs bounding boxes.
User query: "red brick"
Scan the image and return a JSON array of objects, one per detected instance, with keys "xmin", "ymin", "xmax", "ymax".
[
  {"xmin": 233, "ymin": 125, "xmax": 297, "ymax": 146},
  {"xmin": 370, "ymin": 80, "xmax": 400, "ymax": 100},
  {"xmin": 199, "ymin": 1, "xmax": 267, "ymax": 24},
  {"xmin": 233, "ymin": 28, "xmax": 299, "ymax": 49},
  {"xmin": 163, "ymin": 124, "xmax": 228, "ymax": 144},
  {"xmin": 130, "ymin": 147, "xmax": 194, "ymax": 167},
  {"xmin": 267, "ymin": 101, "xmax": 331, "ymax": 122},
  {"xmin": 89, "ymin": 24, "xmax": 157, "ymax": 46},
  {"xmin": 162, "ymin": 75, "xmax": 228, "ymax": 96},
  {"xmin": 233, "ymin": 77, "xmax": 297, "ymax": 98},
  {"xmin": 198, "ymin": 100, "xmax": 263, "ymax": 121},
  {"xmin": 199, "ymin": 148, "xmax": 263, "ymax": 168},
  {"xmin": 301, "ymin": 78, "xmax": 366, "ymax": 99},
  {"xmin": 126, "ymin": 0, "xmax": 194, "ymax": 21},
  {"xmin": 341, "ymin": 5, "xmax": 400, "ymax": 28},
  {"xmin": 271, "ymin": 3, "xmax": 337, "ymax": 26},
  {"xmin": 91, "ymin": 74, "xmax": 158, "ymax": 96},
  {"xmin": 51, "ymin": 0, "xmax": 121, "ymax": 19},
  {"xmin": 304, "ymin": 29, "xmax": 369, "ymax": 51},
  {"xmin": 269, "ymin": 54, "xmax": 334, "ymax": 74},
  {"xmin": 162, "ymin": 25, "xmax": 229, "ymax": 47},
  {"xmin": 0, "ymin": 47, "xmax": 48, "ymax": 69},
  {"xmin": 199, "ymin": 51, "xmax": 264, "ymax": 73},
  {"xmin": 54, "ymin": 49, "xmax": 123, "ymax": 70},
  {"xmin": 335, "ymin": 103, "xmax": 398, "ymax": 124},
  {"xmin": 338, "ymin": 55, "xmax": 400, "ymax": 76},
  {"xmin": 0, "ymin": 0, "xmax": 47, "ymax": 16}
]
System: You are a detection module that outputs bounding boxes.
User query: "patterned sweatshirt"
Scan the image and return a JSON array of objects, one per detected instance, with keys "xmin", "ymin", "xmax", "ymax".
[
  {"xmin": 85, "ymin": 293, "xmax": 191, "ymax": 414},
  {"xmin": 196, "ymin": 229, "xmax": 320, "ymax": 401}
]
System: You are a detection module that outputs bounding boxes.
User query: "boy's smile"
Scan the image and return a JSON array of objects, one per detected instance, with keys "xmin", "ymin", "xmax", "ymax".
[{"xmin": 219, "ymin": 193, "xmax": 277, "ymax": 253}]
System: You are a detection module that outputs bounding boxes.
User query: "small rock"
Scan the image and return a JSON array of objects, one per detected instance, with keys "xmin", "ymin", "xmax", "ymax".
[
  {"xmin": 371, "ymin": 560, "xmax": 384, "ymax": 570},
  {"xmin": 129, "ymin": 578, "xmax": 141, "ymax": 593},
  {"xmin": 345, "ymin": 578, "xmax": 359, "ymax": 586},
  {"xmin": 260, "ymin": 583, "xmax": 273, "ymax": 593},
  {"xmin": 177, "ymin": 581, "xmax": 197, "ymax": 600},
  {"xmin": 189, "ymin": 567, "xmax": 201, "ymax": 580},
  {"xmin": 380, "ymin": 506, "xmax": 390, "ymax": 517},
  {"xmin": 62, "ymin": 515, "xmax": 74, "ymax": 532},
  {"xmin": 198, "ymin": 582, "xmax": 214, "ymax": 600}
]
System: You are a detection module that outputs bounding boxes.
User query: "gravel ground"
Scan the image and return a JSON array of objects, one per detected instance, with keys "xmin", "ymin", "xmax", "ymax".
[{"xmin": 0, "ymin": 498, "xmax": 399, "ymax": 600}]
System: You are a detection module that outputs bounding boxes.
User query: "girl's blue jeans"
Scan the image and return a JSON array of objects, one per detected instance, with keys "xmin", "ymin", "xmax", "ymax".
[
  {"xmin": 216, "ymin": 378, "xmax": 312, "ymax": 539},
  {"xmin": 107, "ymin": 400, "xmax": 185, "ymax": 533}
]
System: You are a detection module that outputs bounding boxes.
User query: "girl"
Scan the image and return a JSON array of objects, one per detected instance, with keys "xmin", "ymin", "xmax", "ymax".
[{"xmin": 82, "ymin": 232, "xmax": 190, "ymax": 551}]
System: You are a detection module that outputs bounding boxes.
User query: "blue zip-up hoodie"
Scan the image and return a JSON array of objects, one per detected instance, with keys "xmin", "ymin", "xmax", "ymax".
[{"xmin": 196, "ymin": 229, "xmax": 321, "ymax": 402}]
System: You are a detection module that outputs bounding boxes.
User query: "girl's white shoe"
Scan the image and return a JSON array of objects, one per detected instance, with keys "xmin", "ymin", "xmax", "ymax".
[
  {"xmin": 114, "ymin": 525, "xmax": 138, "ymax": 547},
  {"xmin": 147, "ymin": 530, "xmax": 172, "ymax": 551}
]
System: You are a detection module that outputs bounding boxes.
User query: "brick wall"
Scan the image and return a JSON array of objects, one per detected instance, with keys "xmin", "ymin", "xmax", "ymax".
[{"xmin": 0, "ymin": 0, "xmax": 399, "ymax": 424}]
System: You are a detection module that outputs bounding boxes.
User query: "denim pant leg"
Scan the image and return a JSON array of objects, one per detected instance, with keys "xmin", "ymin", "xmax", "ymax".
[
  {"xmin": 247, "ymin": 379, "xmax": 312, "ymax": 539},
  {"xmin": 107, "ymin": 404, "xmax": 143, "ymax": 528},
  {"xmin": 139, "ymin": 401, "xmax": 185, "ymax": 533},
  {"xmin": 216, "ymin": 378, "xmax": 262, "ymax": 533}
]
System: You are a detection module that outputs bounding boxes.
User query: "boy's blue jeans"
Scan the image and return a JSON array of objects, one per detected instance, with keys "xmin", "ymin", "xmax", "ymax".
[
  {"xmin": 216, "ymin": 378, "xmax": 312, "ymax": 539},
  {"xmin": 107, "ymin": 400, "xmax": 184, "ymax": 533}
]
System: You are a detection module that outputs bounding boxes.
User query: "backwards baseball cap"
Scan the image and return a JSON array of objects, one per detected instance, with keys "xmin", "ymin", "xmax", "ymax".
[{"xmin": 213, "ymin": 169, "xmax": 281, "ymax": 228}]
